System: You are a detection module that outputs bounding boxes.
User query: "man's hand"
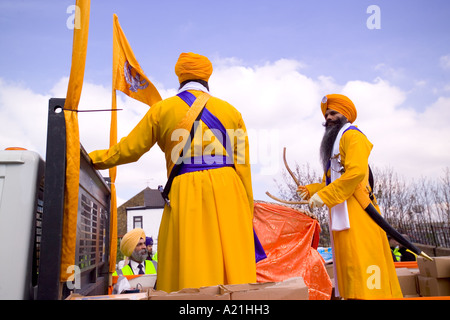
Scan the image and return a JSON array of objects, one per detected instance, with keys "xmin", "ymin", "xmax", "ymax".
[
  {"xmin": 296, "ymin": 186, "xmax": 310, "ymax": 200},
  {"xmin": 309, "ymin": 193, "xmax": 325, "ymax": 209}
]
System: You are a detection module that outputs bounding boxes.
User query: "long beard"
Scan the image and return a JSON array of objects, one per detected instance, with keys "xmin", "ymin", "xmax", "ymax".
[{"xmin": 319, "ymin": 118, "xmax": 348, "ymax": 172}]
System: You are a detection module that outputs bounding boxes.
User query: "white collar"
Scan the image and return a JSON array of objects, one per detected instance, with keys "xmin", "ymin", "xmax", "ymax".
[
  {"xmin": 178, "ymin": 81, "xmax": 209, "ymax": 94},
  {"xmin": 332, "ymin": 122, "xmax": 352, "ymax": 157},
  {"xmin": 129, "ymin": 259, "xmax": 145, "ymax": 273}
]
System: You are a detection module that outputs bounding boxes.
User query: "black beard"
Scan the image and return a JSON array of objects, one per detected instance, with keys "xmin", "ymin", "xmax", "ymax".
[{"xmin": 319, "ymin": 117, "xmax": 349, "ymax": 172}]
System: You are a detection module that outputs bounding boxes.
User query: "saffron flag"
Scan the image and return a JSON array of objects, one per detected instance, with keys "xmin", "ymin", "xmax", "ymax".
[
  {"xmin": 61, "ymin": 0, "xmax": 90, "ymax": 282},
  {"xmin": 108, "ymin": 15, "xmax": 161, "ymax": 274},
  {"xmin": 112, "ymin": 13, "xmax": 161, "ymax": 106}
]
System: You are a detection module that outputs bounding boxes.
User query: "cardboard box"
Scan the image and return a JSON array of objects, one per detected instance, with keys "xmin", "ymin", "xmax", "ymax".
[
  {"xmin": 222, "ymin": 277, "xmax": 309, "ymax": 300},
  {"xmin": 396, "ymin": 268, "xmax": 419, "ymax": 296},
  {"xmin": 149, "ymin": 277, "xmax": 309, "ymax": 300},
  {"xmin": 66, "ymin": 291, "xmax": 149, "ymax": 300},
  {"xmin": 417, "ymin": 256, "xmax": 450, "ymax": 278},
  {"xmin": 418, "ymin": 276, "xmax": 450, "ymax": 297},
  {"xmin": 325, "ymin": 263, "xmax": 334, "ymax": 279},
  {"xmin": 149, "ymin": 285, "xmax": 230, "ymax": 300}
]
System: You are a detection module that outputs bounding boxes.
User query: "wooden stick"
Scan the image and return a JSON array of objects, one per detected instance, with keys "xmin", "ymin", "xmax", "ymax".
[
  {"xmin": 265, "ymin": 192, "xmax": 308, "ymax": 205},
  {"xmin": 283, "ymin": 147, "xmax": 300, "ymax": 186}
]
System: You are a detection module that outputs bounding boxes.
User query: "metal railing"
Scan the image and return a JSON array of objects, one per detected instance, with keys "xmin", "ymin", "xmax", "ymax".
[{"xmin": 318, "ymin": 219, "xmax": 449, "ymax": 249}]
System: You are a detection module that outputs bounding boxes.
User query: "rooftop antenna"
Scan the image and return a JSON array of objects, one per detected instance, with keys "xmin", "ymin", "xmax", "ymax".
[{"xmin": 145, "ymin": 178, "xmax": 153, "ymax": 188}]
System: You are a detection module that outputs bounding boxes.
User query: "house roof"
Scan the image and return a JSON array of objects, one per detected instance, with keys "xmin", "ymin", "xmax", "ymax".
[
  {"xmin": 124, "ymin": 187, "xmax": 165, "ymax": 210},
  {"xmin": 144, "ymin": 187, "xmax": 165, "ymax": 208}
]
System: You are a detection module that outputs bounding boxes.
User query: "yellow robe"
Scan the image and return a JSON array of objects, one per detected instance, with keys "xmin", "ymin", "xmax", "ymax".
[
  {"xmin": 89, "ymin": 90, "xmax": 256, "ymax": 292},
  {"xmin": 306, "ymin": 129, "xmax": 402, "ymax": 299}
]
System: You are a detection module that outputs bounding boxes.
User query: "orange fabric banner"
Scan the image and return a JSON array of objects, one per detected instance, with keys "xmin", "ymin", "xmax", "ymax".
[
  {"xmin": 112, "ymin": 14, "xmax": 161, "ymax": 106},
  {"xmin": 108, "ymin": 91, "xmax": 118, "ymax": 274},
  {"xmin": 61, "ymin": 0, "xmax": 90, "ymax": 282},
  {"xmin": 253, "ymin": 201, "xmax": 332, "ymax": 300}
]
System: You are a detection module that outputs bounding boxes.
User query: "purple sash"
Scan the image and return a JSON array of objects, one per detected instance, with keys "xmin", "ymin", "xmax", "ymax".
[{"xmin": 177, "ymin": 91, "xmax": 267, "ymax": 263}]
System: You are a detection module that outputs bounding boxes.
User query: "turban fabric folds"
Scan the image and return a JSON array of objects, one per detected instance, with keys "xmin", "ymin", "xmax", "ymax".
[
  {"xmin": 120, "ymin": 228, "xmax": 146, "ymax": 257},
  {"xmin": 321, "ymin": 94, "xmax": 357, "ymax": 123},
  {"xmin": 175, "ymin": 52, "xmax": 213, "ymax": 83}
]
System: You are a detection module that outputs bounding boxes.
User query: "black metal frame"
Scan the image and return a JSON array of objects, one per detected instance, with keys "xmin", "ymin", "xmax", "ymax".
[
  {"xmin": 37, "ymin": 99, "xmax": 66, "ymax": 300},
  {"xmin": 36, "ymin": 99, "xmax": 111, "ymax": 300}
]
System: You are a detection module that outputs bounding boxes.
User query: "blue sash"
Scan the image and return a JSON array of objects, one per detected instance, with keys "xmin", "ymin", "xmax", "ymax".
[{"xmin": 177, "ymin": 91, "xmax": 266, "ymax": 263}]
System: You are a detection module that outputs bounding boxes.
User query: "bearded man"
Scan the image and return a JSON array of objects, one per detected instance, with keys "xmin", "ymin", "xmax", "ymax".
[
  {"xmin": 297, "ymin": 94, "xmax": 402, "ymax": 299},
  {"xmin": 114, "ymin": 228, "xmax": 157, "ymax": 275}
]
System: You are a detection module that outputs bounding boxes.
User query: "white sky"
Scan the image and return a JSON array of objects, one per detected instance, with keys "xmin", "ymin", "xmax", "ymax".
[{"xmin": 1, "ymin": 1, "xmax": 449, "ymax": 205}]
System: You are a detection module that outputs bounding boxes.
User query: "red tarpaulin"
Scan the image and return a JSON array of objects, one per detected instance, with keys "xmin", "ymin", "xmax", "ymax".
[{"xmin": 253, "ymin": 201, "xmax": 332, "ymax": 300}]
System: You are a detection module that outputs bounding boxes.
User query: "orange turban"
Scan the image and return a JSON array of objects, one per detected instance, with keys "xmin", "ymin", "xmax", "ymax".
[
  {"xmin": 120, "ymin": 228, "xmax": 146, "ymax": 257},
  {"xmin": 175, "ymin": 52, "xmax": 213, "ymax": 83},
  {"xmin": 320, "ymin": 94, "xmax": 357, "ymax": 123}
]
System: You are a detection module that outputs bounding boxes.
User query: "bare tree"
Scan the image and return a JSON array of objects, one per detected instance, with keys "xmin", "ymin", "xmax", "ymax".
[
  {"xmin": 436, "ymin": 167, "xmax": 450, "ymax": 224},
  {"xmin": 372, "ymin": 166, "xmax": 413, "ymax": 226}
]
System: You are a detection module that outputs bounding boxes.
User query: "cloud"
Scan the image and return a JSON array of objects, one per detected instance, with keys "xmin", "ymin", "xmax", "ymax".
[
  {"xmin": 0, "ymin": 78, "xmax": 50, "ymax": 154},
  {"xmin": 0, "ymin": 77, "xmax": 170, "ymax": 204},
  {"xmin": 341, "ymin": 78, "xmax": 450, "ymax": 180},
  {"xmin": 210, "ymin": 59, "xmax": 328, "ymax": 196},
  {"xmin": 374, "ymin": 63, "xmax": 406, "ymax": 82},
  {"xmin": 1, "ymin": 58, "xmax": 449, "ymax": 205},
  {"xmin": 440, "ymin": 54, "xmax": 450, "ymax": 70},
  {"xmin": 212, "ymin": 60, "xmax": 450, "ymax": 196}
]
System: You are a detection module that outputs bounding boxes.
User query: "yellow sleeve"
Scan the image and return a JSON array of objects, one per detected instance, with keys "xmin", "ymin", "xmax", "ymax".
[
  {"xmin": 234, "ymin": 115, "xmax": 254, "ymax": 213},
  {"xmin": 317, "ymin": 129, "xmax": 373, "ymax": 208},
  {"xmin": 305, "ymin": 178, "xmax": 326, "ymax": 198},
  {"xmin": 89, "ymin": 103, "xmax": 161, "ymax": 170}
]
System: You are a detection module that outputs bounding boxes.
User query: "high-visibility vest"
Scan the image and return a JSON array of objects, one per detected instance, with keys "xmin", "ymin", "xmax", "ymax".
[
  {"xmin": 113, "ymin": 260, "xmax": 157, "ymax": 276},
  {"xmin": 392, "ymin": 247, "xmax": 401, "ymax": 262}
]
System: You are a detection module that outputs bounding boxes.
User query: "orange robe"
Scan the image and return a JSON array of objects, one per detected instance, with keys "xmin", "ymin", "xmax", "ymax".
[
  {"xmin": 306, "ymin": 129, "xmax": 402, "ymax": 299},
  {"xmin": 89, "ymin": 90, "xmax": 256, "ymax": 292}
]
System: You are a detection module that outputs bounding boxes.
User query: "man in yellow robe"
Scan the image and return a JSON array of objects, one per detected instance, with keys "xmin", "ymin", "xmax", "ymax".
[
  {"xmin": 297, "ymin": 94, "xmax": 402, "ymax": 299},
  {"xmin": 89, "ymin": 52, "xmax": 256, "ymax": 292}
]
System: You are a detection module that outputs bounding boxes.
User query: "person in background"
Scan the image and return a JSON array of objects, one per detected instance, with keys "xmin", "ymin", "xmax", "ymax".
[
  {"xmin": 113, "ymin": 228, "xmax": 156, "ymax": 275},
  {"xmin": 145, "ymin": 237, "xmax": 157, "ymax": 261},
  {"xmin": 388, "ymin": 235, "xmax": 401, "ymax": 262}
]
